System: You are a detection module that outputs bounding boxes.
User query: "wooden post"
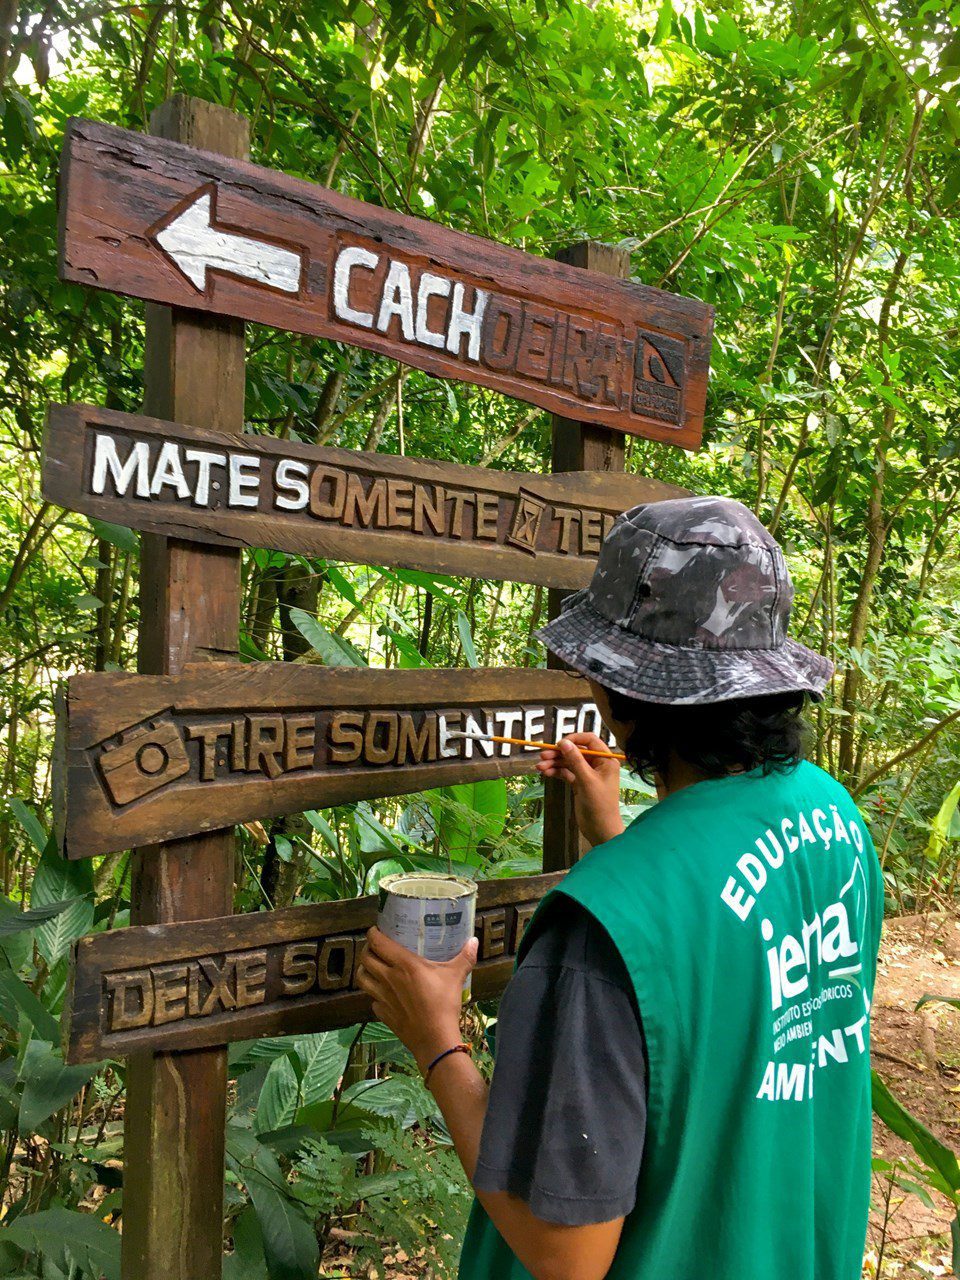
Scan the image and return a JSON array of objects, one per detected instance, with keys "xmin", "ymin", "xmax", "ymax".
[
  {"xmin": 543, "ymin": 241, "xmax": 630, "ymax": 872},
  {"xmin": 121, "ymin": 96, "xmax": 248, "ymax": 1280}
]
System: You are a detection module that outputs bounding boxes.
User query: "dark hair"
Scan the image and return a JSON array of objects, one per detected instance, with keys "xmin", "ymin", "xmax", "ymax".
[{"xmin": 602, "ymin": 688, "xmax": 810, "ymax": 785}]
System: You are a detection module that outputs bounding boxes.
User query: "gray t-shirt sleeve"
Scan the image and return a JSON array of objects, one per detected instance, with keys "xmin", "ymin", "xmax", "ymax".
[{"xmin": 472, "ymin": 895, "xmax": 647, "ymax": 1226}]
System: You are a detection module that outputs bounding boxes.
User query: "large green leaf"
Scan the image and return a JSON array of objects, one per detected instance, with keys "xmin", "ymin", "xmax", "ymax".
[
  {"xmin": 30, "ymin": 849, "xmax": 94, "ymax": 965},
  {"xmin": 871, "ymin": 1070, "xmax": 960, "ymax": 1197},
  {"xmin": 6, "ymin": 797, "xmax": 48, "ymax": 854},
  {"xmin": 916, "ymin": 993, "xmax": 960, "ymax": 1013},
  {"xmin": 287, "ymin": 608, "xmax": 366, "ymax": 666},
  {"xmin": 89, "ymin": 517, "xmax": 138, "ymax": 554},
  {"xmin": 0, "ymin": 895, "xmax": 82, "ymax": 937},
  {"xmin": 255, "ymin": 1054, "xmax": 300, "ymax": 1135},
  {"xmin": 432, "ymin": 778, "xmax": 508, "ymax": 862},
  {"xmin": 294, "ymin": 1032, "xmax": 350, "ymax": 1108},
  {"xmin": 455, "ymin": 611, "xmax": 479, "ymax": 667},
  {"xmin": 224, "ymin": 1207, "xmax": 267, "ymax": 1280},
  {"xmin": 227, "ymin": 1117, "xmax": 320, "ymax": 1278},
  {"xmin": 0, "ymin": 962, "xmax": 60, "ymax": 1043},
  {"xmin": 342, "ymin": 1074, "xmax": 438, "ymax": 1128},
  {"xmin": 924, "ymin": 781, "xmax": 960, "ymax": 864},
  {"xmin": 18, "ymin": 1040, "xmax": 100, "ymax": 1132},
  {"xmin": 3, "ymin": 1207, "xmax": 120, "ymax": 1280},
  {"xmin": 230, "ymin": 1035, "xmax": 303, "ymax": 1070},
  {"xmin": 244, "ymin": 1170, "xmax": 318, "ymax": 1280}
]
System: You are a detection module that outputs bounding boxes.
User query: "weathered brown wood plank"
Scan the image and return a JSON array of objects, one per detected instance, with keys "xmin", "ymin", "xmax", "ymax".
[
  {"xmin": 59, "ymin": 118, "xmax": 713, "ymax": 447},
  {"xmin": 57, "ymin": 665, "xmax": 604, "ymax": 858},
  {"xmin": 64, "ymin": 872, "xmax": 561, "ymax": 1064},
  {"xmin": 43, "ymin": 403, "xmax": 686, "ymax": 590},
  {"xmin": 120, "ymin": 95, "xmax": 246, "ymax": 1280}
]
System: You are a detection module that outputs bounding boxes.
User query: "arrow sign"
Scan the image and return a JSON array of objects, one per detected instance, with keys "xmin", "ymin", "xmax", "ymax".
[
  {"xmin": 151, "ymin": 186, "xmax": 303, "ymax": 295},
  {"xmin": 59, "ymin": 118, "xmax": 714, "ymax": 447}
]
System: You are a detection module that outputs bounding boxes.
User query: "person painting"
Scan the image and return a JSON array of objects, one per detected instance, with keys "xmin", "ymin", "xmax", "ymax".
[{"xmin": 356, "ymin": 496, "xmax": 883, "ymax": 1280}]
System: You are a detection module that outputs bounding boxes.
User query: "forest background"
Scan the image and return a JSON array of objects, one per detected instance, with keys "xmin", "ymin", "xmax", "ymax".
[{"xmin": 0, "ymin": 0, "xmax": 959, "ymax": 1277}]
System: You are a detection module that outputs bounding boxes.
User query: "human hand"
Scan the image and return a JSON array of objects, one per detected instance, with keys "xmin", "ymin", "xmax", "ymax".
[
  {"xmin": 536, "ymin": 731, "xmax": 625, "ymax": 848},
  {"xmin": 355, "ymin": 927, "xmax": 478, "ymax": 1074}
]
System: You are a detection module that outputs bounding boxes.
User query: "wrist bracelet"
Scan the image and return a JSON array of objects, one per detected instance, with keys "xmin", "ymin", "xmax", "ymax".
[{"xmin": 423, "ymin": 1043, "xmax": 471, "ymax": 1086}]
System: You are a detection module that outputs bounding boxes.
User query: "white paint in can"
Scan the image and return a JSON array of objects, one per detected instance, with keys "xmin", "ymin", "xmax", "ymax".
[{"xmin": 377, "ymin": 872, "xmax": 478, "ymax": 1001}]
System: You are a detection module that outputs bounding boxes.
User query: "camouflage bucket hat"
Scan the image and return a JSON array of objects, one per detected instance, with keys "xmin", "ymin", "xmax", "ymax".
[{"xmin": 536, "ymin": 495, "xmax": 833, "ymax": 706}]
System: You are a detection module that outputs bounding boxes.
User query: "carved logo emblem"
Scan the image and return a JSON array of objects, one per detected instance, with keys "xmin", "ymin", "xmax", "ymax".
[
  {"xmin": 97, "ymin": 714, "xmax": 191, "ymax": 806},
  {"xmin": 506, "ymin": 490, "xmax": 547, "ymax": 554},
  {"xmin": 632, "ymin": 330, "xmax": 685, "ymax": 426}
]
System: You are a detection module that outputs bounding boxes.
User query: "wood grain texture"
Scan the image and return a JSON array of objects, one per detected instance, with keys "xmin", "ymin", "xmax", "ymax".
[
  {"xmin": 544, "ymin": 243, "xmax": 629, "ymax": 873},
  {"xmin": 59, "ymin": 118, "xmax": 713, "ymax": 447},
  {"xmin": 59, "ymin": 665, "xmax": 603, "ymax": 858},
  {"xmin": 64, "ymin": 873, "xmax": 561, "ymax": 1063},
  {"xmin": 43, "ymin": 402, "xmax": 686, "ymax": 590},
  {"xmin": 120, "ymin": 96, "xmax": 246, "ymax": 1280}
]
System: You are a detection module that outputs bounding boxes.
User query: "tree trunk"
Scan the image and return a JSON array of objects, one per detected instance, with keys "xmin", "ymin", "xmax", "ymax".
[{"xmin": 836, "ymin": 416, "xmax": 890, "ymax": 779}]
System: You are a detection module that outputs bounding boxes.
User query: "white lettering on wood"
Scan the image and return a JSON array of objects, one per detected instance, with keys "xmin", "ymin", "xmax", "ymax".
[
  {"xmin": 92, "ymin": 433, "xmax": 151, "ymax": 498},
  {"xmin": 275, "ymin": 458, "xmax": 310, "ymax": 510},
  {"xmin": 333, "ymin": 245, "xmax": 378, "ymax": 328},
  {"xmin": 184, "ymin": 448, "xmax": 227, "ymax": 506},
  {"xmin": 228, "ymin": 455, "xmax": 260, "ymax": 508}
]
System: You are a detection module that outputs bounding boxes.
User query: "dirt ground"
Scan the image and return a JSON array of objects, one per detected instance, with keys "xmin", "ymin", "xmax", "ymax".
[{"xmin": 866, "ymin": 910, "xmax": 960, "ymax": 1278}]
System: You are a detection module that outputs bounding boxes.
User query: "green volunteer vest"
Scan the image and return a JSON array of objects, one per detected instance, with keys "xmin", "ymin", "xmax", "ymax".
[{"xmin": 459, "ymin": 761, "xmax": 883, "ymax": 1280}]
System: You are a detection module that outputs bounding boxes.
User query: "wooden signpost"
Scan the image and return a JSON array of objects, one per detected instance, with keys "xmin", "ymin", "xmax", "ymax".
[
  {"xmin": 47, "ymin": 95, "xmax": 711, "ymax": 1280},
  {"xmin": 43, "ymin": 402, "xmax": 685, "ymax": 590},
  {"xmin": 65, "ymin": 873, "xmax": 560, "ymax": 1063},
  {"xmin": 59, "ymin": 117, "xmax": 713, "ymax": 447},
  {"xmin": 118, "ymin": 98, "xmax": 246, "ymax": 1280},
  {"xmin": 57, "ymin": 666, "xmax": 602, "ymax": 858}
]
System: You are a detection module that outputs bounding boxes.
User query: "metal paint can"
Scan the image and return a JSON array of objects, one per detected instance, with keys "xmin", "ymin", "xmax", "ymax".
[{"xmin": 377, "ymin": 872, "xmax": 478, "ymax": 1001}]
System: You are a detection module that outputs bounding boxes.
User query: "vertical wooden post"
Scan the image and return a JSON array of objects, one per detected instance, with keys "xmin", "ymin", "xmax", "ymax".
[
  {"xmin": 543, "ymin": 241, "xmax": 630, "ymax": 872},
  {"xmin": 121, "ymin": 96, "xmax": 248, "ymax": 1280}
]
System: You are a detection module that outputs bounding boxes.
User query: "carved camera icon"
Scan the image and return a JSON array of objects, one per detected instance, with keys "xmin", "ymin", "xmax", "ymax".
[{"xmin": 97, "ymin": 714, "xmax": 191, "ymax": 807}]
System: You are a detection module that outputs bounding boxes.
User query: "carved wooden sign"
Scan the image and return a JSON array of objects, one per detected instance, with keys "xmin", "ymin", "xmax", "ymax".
[
  {"xmin": 59, "ymin": 119, "xmax": 713, "ymax": 447},
  {"xmin": 57, "ymin": 667, "xmax": 605, "ymax": 859},
  {"xmin": 65, "ymin": 872, "xmax": 560, "ymax": 1063},
  {"xmin": 43, "ymin": 403, "xmax": 686, "ymax": 590}
]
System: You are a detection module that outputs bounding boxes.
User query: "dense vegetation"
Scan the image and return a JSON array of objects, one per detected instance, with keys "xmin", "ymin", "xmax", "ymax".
[{"xmin": 1, "ymin": 0, "xmax": 959, "ymax": 1275}]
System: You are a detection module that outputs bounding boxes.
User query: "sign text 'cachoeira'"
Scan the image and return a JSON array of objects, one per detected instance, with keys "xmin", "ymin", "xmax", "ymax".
[{"xmin": 59, "ymin": 119, "xmax": 713, "ymax": 446}]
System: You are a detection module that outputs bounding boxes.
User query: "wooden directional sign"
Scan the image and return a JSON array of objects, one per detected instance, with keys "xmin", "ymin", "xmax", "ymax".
[
  {"xmin": 65, "ymin": 872, "xmax": 560, "ymax": 1063},
  {"xmin": 59, "ymin": 119, "xmax": 714, "ymax": 447},
  {"xmin": 43, "ymin": 403, "xmax": 686, "ymax": 590},
  {"xmin": 57, "ymin": 666, "xmax": 605, "ymax": 859}
]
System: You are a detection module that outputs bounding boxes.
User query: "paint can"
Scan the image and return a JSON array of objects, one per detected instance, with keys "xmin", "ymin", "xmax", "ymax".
[{"xmin": 377, "ymin": 872, "xmax": 478, "ymax": 1001}]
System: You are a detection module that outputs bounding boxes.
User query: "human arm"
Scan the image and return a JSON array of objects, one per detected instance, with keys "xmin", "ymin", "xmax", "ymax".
[
  {"xmin": 536, "ymin": 730, "xmax": 625, "ymax": 847},
  {"xmin": 356, "ymin": 926, "xmax": 627, "ymax": 1280}
]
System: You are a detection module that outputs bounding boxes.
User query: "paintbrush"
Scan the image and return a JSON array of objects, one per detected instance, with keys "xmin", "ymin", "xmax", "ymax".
[{"xmin": 448, "ymin": 725, "xmax": 625, "ymax": 760}]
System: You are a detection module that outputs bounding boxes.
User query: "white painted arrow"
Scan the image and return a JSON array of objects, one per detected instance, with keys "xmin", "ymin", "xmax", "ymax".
[{"xmin": 154, "ymin": 189, "xmax": 302, "ymax": 295}]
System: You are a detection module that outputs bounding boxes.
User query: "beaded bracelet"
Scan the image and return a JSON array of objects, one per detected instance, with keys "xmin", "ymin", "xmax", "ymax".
[{"xmin": 423, "ymin": 1043, "xmax": 471, "ymax": 1087}]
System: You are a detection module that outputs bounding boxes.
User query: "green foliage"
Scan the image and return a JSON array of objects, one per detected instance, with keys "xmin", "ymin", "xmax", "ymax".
[
  {"xmin": 872, "ymin": 1070, "xmax": 960, "ymax": 1271},
  {"xmin": 17, "ymin": 1041, "xmax": 100, "ymax": 1133},
  {"xmin": 30, "ymin": 847, "xmax": 93, "ymax": 967},
  {"xmin": 430, "ymin": 780, "xmax": 509, "ymax": 863},
  {"xmin": 225, "ymin": 1025, "xmax": 471, "ymax": 1278},
  {"xmin": 1, "ymin": 0, "xmax": 960, "ymax": 1271},
  {"xmin": 2, "ymin": 1207, "xmax": 121, "ymax": 1280}
]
